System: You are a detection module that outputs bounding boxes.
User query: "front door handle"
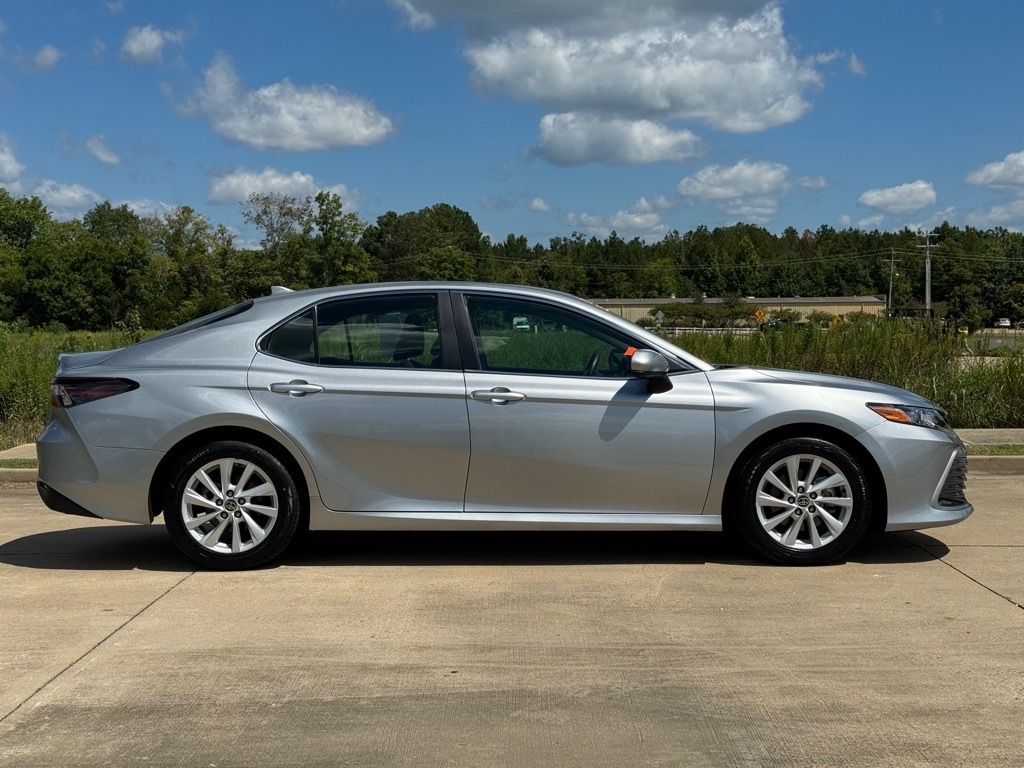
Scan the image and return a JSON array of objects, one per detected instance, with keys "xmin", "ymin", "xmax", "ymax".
[
  {"xmin": 269, "ymin": 380, "xmax": 324, "ymax": 397},
  {"xmin": 471, "ymin": 387, "xmax": 526, "ymax": 405}
]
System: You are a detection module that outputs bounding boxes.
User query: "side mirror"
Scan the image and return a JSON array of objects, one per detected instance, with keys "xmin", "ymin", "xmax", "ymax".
[
  {"xmin": 628, "ymin": 349, "xmax": 670, "ymax": 376},
  {"xmin": 628, "ymin": 349, "xmax": 672, "ymax": 393}
]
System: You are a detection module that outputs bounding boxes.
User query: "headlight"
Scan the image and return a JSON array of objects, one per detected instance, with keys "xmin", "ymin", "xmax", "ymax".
[{"xmin": 867, "ymin": 403, "xmax": 956, "ymax": 437}]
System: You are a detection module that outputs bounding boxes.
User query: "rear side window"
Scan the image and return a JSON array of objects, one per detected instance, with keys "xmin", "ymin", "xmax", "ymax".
[
  {"xmin": 261, "ymin": 295, "xmax": 443, "ymax": 368},
  {"xmin": 262, "ymin": 309, "xmax": 316, "ymax": 363}
]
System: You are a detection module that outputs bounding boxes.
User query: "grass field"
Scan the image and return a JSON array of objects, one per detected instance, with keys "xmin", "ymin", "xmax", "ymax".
[
  {"xmin": 3, "ymin": 320, "xmax": 1023, "ymax": 452},
  {"xmin": 675, "ymin": 321, "xmax": 1024, "ymax": 430},
  {"xmin": 0, "ymin": 326, "xmax": 129, "ymax": 451}
]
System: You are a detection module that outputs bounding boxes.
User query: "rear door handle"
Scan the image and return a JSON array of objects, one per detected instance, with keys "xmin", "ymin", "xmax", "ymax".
[
  {"xmin": 471, "ymin": 387, "xmax": 526, "ymax": 405},
  {"xmin": 269, "ymin": 380, "xmax": 324, "ymax": 397}
]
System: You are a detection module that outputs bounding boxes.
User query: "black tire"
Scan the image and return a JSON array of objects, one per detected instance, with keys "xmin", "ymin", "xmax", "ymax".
[
  {"xmin": 731, "ymin": 437, "xmax": 872, "ymax": 565},
  {"xmin": 164, "ymin": 441, "xmax": 301, "ymax": 570}
]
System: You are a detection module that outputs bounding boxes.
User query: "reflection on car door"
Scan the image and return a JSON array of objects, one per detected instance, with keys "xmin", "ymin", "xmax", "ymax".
[
  {"xmin": 458, "ymin": 293, "xmax": 715, "ymax": 515},
  {"xmin": 248, "ymin": 293, "xmax": 470, "ymax": 513}
]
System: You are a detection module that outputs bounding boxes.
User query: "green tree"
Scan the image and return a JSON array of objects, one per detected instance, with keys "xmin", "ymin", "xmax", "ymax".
[
  {"xmin": 414, "ymin": 245, "xmax": 475, "ymax": 280},
  {"xmin": 361, "ymin": 203, "xmax": 484, "ymax": 281},
  {"xmin": 241, "ymin": 192, "xmax": 316, "ymax": 287},
  {"xmin": 945, "ymin": 283, "xmax": 987, "ymax": 331},
  {"xmin": 21, "ymin": 220, "xmax": 130, "ymax": 329},
  {"xmin": 138, "ymin": 207, "xmax": 228, "ymax": 328},
  {"xmin": 732, "ymin": 235, "xmax": 765, "ymax": 296},
  {"xmin": 82, "ymin": 202, "xmax": 149, "ymax": 321},
  {"xmin": 310, "ymin": 191, "xmax": 373, "ymax": 286},
  {"xmin": 0, "ymin": 189, "xmax": 50, "ymax": 250},
  {"xmin": 0, "ymin": 241, "xmax": 26, "ymax": 321},
  {"xmin": 1001, "ymin": 283, "xmax": 1024, "ymax": 322}
]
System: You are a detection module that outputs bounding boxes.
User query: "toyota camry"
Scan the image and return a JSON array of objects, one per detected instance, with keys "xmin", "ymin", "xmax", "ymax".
[{"xmin": 37, "ymin": 282, "xmax": 972, "ymax": 569}]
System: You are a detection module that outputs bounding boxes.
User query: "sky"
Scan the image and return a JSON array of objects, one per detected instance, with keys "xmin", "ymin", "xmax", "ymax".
[{"xmin": 2, "ymin": 1, "xmax": 1024, "ymax": 249}]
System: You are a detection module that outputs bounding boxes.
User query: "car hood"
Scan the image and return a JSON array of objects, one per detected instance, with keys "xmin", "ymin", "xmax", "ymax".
[{"xmin": 711, "ymin": 365, "xmax": 936, "ymax": 407}]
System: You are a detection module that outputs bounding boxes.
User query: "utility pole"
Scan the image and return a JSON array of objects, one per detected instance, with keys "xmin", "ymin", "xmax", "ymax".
[
  {"xmin": 917, "ymin": 231, "xmax": 938, "ymax": 315},
  {"xmin": 887, "ymin": 249, "xmax": 902, "ymax": 316}
]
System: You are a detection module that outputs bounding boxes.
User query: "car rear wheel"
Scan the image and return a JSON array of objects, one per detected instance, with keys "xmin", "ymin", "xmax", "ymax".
[
  {"xmin": 164, "ymin": 441, "xmax": 300, "ymax": 570},
  {"xmin": 733, "ymin": 438, "xmax": 871, "ymax": 565}
]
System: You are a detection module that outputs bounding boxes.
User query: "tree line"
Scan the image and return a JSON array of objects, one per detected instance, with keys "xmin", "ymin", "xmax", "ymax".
[{"xmin": 2, "ymin": 186, "xmax": 1024, "ymax": 333}]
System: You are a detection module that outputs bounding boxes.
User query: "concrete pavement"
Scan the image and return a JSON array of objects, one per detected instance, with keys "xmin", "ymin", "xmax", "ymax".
[{"xmin": 0, "ymin": 475, "xmax": 1022, "ymax": 767}]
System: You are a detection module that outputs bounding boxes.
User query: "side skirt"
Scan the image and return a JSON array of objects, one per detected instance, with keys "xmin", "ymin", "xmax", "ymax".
[{"xmin": 309, "ymin": 504, "xmax": 723, "ymax": 532}]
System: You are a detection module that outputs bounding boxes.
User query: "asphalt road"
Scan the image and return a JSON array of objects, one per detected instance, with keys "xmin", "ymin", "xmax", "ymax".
[{"xmin": 1, "ymin": 477, "xmax": 1021, "ymax": 768}]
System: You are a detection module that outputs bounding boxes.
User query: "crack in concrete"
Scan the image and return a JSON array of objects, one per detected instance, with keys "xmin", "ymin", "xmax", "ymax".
[
  {"xmin": 0, "ymin": 571, "xmax": 196, "ymax": 724},
  {"xmin": 905, "ymin": 537, "xmax": 1024, "ymax": 611}
]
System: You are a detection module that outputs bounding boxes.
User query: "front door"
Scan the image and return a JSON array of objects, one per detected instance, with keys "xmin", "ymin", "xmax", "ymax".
[{"xmin": 458, "ymin": 293, "xmax": 715, "ymax": 516}]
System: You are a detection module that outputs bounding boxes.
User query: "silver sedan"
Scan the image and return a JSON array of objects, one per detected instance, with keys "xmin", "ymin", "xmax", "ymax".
[{"xmin": 37, "ymin": 282, "xmax": 972, "ymax": 569}]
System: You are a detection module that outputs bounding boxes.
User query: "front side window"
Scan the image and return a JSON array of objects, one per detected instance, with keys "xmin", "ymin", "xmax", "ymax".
[
  {"xmin": 262, "ymin": 294, "xmax": 442, "ymax": 368},
  {"xmin": 464, "ymin": 295, "xmax": 637, "ymax": 377}
]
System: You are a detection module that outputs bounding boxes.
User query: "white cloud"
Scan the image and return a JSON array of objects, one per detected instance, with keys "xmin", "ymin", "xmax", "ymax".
[
  {"xmin": 905, "ymin": 207, "xmax": 957, "ymax": 234},
  {"xmin": 677, "ymin": 159, "xmax": 790, "ymax": 222},
  {"xmin": 0, "ymin": 134, "xmax": 25, "ymax": 183},
  {"xmin": 33, "ymin": 180, "xmax": 103, "ymax": 217},
  {"xmin": 207, "ymin": 167, "xmax": 353, "ymax": 206},
  {"xmin": 677, "ymin": 159, "xmax": 788, "ymax": 200},
  {"xmin": 796, "ymin": 175, "xmax": 827, "ymax": 190},
  {"xmin": 529, "ymin": 197, "xmax": 550, "ymax": 212},
  {"xmin": 34, "ymin": 44, "xmax": 64, "ymax": 70},
  {"xmin": 391, "ymin": 1, "xmax": 767, "ymax": 35},
  {"xmin": 209, "ymin": 167, "xmax": 318, "ymax": 204},
  {"xmin": 966, "ymin": 151, "xmax": 1024, "ymax": 190},
  {"xmin": 122, "ymin": 198, "xmax": 175, "ymax": 218},
  {"xmin": 966, "ymin": 200, "xmax": 1024, "ymax": 230},
  {"xmin": 858, "ymin": 180, "xmax": 936, "ymax": 214},
  {"xmin": 86, "ymin": 135, "xmax": 120, "ymax": 165},
  {"xmin": 121, "ymin": 24, "xmax": 184, "ymax": 64},
  {"xmin": 565, "ymin": 196, "xmax": 669, "ymax": 238},
  {"xmin": 461, "ymin": 5, "xmax": 820, "ymax": 134},
  {"xmin": 183, "ymin": 54, "xmax": 394, "ymax": 151},
  {"xmin": 534, "ymin": 113, "xmax": 702, "ymax": 166},
  {"xmin": 609, "ymin": 209, "xmax": 662, "ymax": 231},
  {"xmin": 389, "ymin": 0, "xmax": 435, "ymax": 29},
  {"xmin": 856, "ymin": 214, "xmax": 885, "ymax": 230},
  {"xmin": 849, "ymin": 53, "xmax": 866, "ymax": 76}
]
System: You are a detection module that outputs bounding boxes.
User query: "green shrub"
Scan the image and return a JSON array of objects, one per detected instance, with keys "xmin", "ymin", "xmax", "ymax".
[
  {"xmin": 0, "ymin": 327, "xmax": 126, "ymax": 450},
  {"xmin": 3, "ymin": 320, "xmax": 1022, "ymax": 451},
  {"xmin": 664, "ymin": 320, "xmax": 1024, "ymax": 429}
]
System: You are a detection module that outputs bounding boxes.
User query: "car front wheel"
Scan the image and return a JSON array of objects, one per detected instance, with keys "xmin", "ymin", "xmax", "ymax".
[
  {"xmin": 733, "ymin": 438, "xmax": 872, "ymax": 565},
  {"xmin": 164, "ymin": 441, "xmax": 301, "ymax": 570}
]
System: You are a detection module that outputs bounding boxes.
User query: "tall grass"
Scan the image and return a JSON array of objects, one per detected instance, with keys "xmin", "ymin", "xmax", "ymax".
[
  {"xmin": 672, "ymin": 321, "xmax": 1024, "ymax": 429},
  {"xmin": 0, "ymin": 326, "xmax": 128, "ymax": 450},
  {"xmin": 2, "ymin": 321, "xmax": 1022, "ymax": 452}
]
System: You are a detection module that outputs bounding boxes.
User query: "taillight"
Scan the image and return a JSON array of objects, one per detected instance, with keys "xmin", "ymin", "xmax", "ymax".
[{"xmin": 49, "ymin": 377, "xmax": 139, "ymax": 408}]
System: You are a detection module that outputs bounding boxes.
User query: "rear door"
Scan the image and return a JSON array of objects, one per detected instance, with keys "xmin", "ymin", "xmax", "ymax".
[
  {"xmin": 248, "ymin": 290, "xmax": 470, "ymax": 513},
  {"xmin": 456, "ymin": 291, "xmax": 716, "ymax": 516}
]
